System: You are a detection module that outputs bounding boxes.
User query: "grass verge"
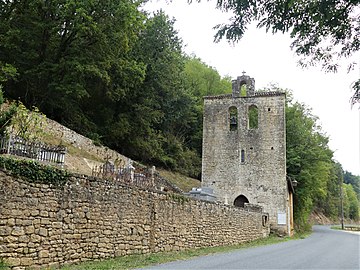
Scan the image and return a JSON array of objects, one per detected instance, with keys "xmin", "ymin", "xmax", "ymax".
[
  {"xmin": 331, "ymin": 225, "xmax": 360, "ymax": 231},
  {"xmin": 60, "ymin": 233, "xmax": 308, "ymax": 270}
]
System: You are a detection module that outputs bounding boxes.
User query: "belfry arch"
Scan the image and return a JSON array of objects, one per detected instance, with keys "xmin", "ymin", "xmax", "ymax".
[{"xmin": 234, "ymin": 195, "xmax": 249, "ymax": 208}]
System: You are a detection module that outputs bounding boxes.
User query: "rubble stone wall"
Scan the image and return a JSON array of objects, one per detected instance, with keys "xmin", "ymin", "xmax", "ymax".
[
  {"xmin": 202, "ymin": 91, "xmax": 288, "ymax": 234},
  {"xmin": 0, "ymin": 171, "xmax": 269, "ymax": 269},
  {"xmin": 45, "ymin": 118, "xmax": 131, "ymax": 166}
]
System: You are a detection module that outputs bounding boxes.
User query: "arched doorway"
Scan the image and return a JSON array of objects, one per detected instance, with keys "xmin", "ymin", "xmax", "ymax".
[{"xmin": 234, "ymin": 195, "xmax": 249, "ymax": 208}]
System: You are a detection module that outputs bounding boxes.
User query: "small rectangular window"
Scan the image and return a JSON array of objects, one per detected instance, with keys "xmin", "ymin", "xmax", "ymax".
[
  {"xmin": 241, "ymin": 149, "xmax": 245, "ymax": 163},
  {"xmin": 262, "ymin": 215, "xmax": 268, "ymax": 226}
]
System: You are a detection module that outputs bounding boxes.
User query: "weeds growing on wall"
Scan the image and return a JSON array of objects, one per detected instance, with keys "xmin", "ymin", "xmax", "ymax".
[
  {"xmin": 168, "ymin": 193, "xmax": 189, "ymax": 204},
  {"xmin": 0, "ymin": 156, "xmax": 70, "ymax": 186},
  {"xmin": 0, "ymin": 258, "xmax": 10, "ymax": 269}
]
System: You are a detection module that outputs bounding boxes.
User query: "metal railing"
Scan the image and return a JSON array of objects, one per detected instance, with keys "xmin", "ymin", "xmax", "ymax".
[
  {"xmin": 92, "ymin": 162, "xmax": 155, "ymax": 189},
  {"xmin": 0, "ymin": 135, "xmax": 66, "ymax": 164},
  {"xmin": 92, "ymin": 162, "xmax": 183, "ymax": 193}
]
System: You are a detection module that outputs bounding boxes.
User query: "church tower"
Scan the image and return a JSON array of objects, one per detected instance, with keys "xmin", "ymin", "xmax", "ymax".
[{"xmin": 201, "ymin": 73, "xmax": 292, "ymax": 235}]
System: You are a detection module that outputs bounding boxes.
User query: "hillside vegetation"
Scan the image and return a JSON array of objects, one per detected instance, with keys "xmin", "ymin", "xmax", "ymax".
[
  {"xmin": 0, "ymin": 102, "xmax": 201, "ymax": 192},
  {"xmin": 0, "ymin": 0, "xmax": 359, "ymax": 230}
]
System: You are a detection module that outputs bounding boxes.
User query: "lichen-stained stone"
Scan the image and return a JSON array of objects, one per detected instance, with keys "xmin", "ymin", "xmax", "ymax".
[
  {"xmin": 201, "ymin": 74, "xmax": 289, "ymax": 235},
  {"xmin": 0, "ymin": 226, "xmax": 12, "ymax": 236},
  {"xmin": 38, "ymin": 250, "xmax": 49, "ymax": 258},
  {"xmin": 11, "ymin": 227, "xmax": 25, "ymax": 236},
  {"xmin": 0, "ymin": 169, "xmax": 269, "ymax": 269}
]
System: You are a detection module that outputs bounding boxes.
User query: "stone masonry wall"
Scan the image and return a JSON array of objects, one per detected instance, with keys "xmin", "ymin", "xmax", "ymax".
[
  {"xmin": 202, "ymin": 92, "xmax": 288, "ymax": 234},
  {"xmin": 45, "ymin": 118, "xmax": 131, "ymax": 166},
  {"xmin": 0, "ymin": 171, "xmax": 270, "ymax": 269}
]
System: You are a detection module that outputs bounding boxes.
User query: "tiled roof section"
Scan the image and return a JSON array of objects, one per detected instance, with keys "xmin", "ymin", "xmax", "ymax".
[{"xmin": 204, "ymin": 91, "xmax": 285, "ymax": 100}]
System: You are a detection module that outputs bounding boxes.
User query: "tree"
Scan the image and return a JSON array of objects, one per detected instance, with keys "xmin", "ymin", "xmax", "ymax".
[
  {"xmin": 284, "ymin": 90, "xmax": 334, "ymax": 230},
  {"xmin": 344, "ymin": 184, "xmax": 360, "ymax": 221},
  {"xmin": 0, "ymin": 62, "xmax": 17, "ymax": 136},
  {"xmin": 322, "ymin": 162, "xmax": 342, "ymax": 220},
  {"xmin": 0, "ymin": 0, "xmax": 146, "ymax": 133},
  {"xmin": 344, "ymin": 171, "xmax": 360, "ymax": 199},
  {"xmin": 9, "ymin": 102, "xmax": 47, "ymax": 142},
  {"xmin": 182, "ymin": 56, "xmax": 232, "ymax": 155},
  {"xmin": 190, "ymin": 0, "xmax": 360, "ymax": 104},
  {"xmin": 0, "ymin": 62, "xmax": 17, "ymax": 91},
  {"xmin": 183, "ymin": 56, "xmax": 231, "ymax": 98},
  {"xmin": 95, "ymin": 10, "xmax": 203, "ymax": 177},
  {"xmin": 0, "ymin": 0, "xmax": 234, "ymax": 177}
]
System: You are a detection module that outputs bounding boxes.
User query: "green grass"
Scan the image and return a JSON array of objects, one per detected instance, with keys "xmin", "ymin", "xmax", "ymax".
[
  {"xmin": 60, "ymin": 234, "xmax": 308, "ymax": 270},
  {"xmin": 157, "ymin": 169, "xmax": 200, "ymax": 192},
  {"xmin": 65, "ymin": 142, "xmax": 104, "ymax": 162},
  {"xmin": 42, "ymin": 132, "xmax": 104, "ymax": 162},
  {"xmin": 331, "ymin": 225, "xmax": 360, "ymax": 231}
]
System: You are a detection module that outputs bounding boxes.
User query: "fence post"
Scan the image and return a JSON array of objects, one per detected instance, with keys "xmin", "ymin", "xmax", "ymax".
[
  {"xmin": 7, "ymin": 134, "xmax": 12, "ymax": 154},
  {"xmin": 57, "ymin": 147, "xmax": 66, "ymax": 164},
  {"xmin": 150, "ymin": 166, "xmax": 156, "ymax": 187}
]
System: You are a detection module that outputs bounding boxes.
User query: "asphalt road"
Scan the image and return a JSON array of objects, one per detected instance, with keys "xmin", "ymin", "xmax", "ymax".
[{"xmin": 140, "ymin": 226, "xmax": 359, "ymax": 270}]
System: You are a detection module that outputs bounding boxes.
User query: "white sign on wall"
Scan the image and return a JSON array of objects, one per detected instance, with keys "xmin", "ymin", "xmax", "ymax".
[{"xmin": 277, "ymin": 211, "xmax": 286, "ymax": 225}]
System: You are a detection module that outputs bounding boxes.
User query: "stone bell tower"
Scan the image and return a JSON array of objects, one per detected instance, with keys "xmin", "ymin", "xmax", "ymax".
[{"xmin": 201, "ymin": 73, "xmax": 292, "ymax": 235}]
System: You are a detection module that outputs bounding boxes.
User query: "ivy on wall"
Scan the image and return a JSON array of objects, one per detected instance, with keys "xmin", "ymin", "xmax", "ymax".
[{"xmin": 0, "ymin": 156, "xmax": 70, "ymax": 186}]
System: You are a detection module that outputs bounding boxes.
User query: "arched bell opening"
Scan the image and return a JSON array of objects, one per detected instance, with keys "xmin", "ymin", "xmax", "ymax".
[{"xmin": 229, "ymin": 106, "xmax": 238, "ymax": 131}]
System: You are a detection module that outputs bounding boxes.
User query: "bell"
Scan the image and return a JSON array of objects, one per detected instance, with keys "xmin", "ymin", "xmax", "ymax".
[{"xmin": 230, "ymin": 116, "xmax": 237, "ymax": 125}]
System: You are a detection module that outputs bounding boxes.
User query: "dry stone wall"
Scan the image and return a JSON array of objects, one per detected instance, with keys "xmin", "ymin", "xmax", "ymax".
[
  {"xmin": 45, "ymin": 118, "xmax": 131, "ymax": 166},
  {"xmin": 0, "ymin": 171, "xmax": 269, "ymax": 269}
]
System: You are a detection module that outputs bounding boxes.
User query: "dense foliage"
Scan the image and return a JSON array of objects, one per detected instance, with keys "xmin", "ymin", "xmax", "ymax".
[
  {"xmin": 343, "ymin": 171, "xmax": 360, "ymax": 221},
  {"xmin": 0, "ymin": 0, "xmax": 359, "ymax": 228},
  {"xmin": 284, "ymin": 91, "xmax": 360, "ymax": 228},
  {"xmin": 0, "ymin": 1, "xmax": 231, "ymax": 177},
  {"xmin": 0, "ymin": 156, "xmax": 71, "ymax": 186},
  {"xmin": 344, "ymin": 171, "xmax": 360, "ymax": 199},
  {"xmin": 0, "ymin": 0, "xmax": 147, "ymax": 130}
]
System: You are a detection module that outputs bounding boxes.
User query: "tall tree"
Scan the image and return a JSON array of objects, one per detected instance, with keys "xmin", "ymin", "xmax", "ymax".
[
  {"xmin": 97, "ymin": 10, "xmax": 203, "ymax": 177},
  {"xmin": 190, "ymin": 0, "xmax": 360, "ymax": 104},
  {"xmin": 344, "ymin": 183, "xmax": 360, "ymax": 221},
  {"xmin": 344, "ymin": 171, "xmax": 360, "ymax": 199},
  {"xmin": 0, "ymin": 61, "xmax": 17, "ymax": 136},
  {"xmin": 321, "ymin": 162, "xmax": 342, "ymax": 220},
  {"xmin": 183, "ymin": 56, "xmax": 232, "ymax": 154},
  {"xmin": 183, "ymin": 56, "xmax": 231, "ymax": 98},
  {"xmin": 0, "ymin": 0, "xmax": 146, "ymax": 133},
  {"xmin": 284, "ymin": 91, "xmax": 334, "ymax": 229}
]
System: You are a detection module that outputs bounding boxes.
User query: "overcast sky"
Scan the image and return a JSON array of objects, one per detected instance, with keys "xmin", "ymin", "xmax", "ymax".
[{"xmin": 144, "ymin": 1, "xmax": 360, "ymax": 176}]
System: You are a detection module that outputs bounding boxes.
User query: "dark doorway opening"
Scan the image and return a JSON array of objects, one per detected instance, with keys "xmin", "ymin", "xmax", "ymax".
[{"xmin": 234, "ymin": 195, "xmax": 249, "ymax": 208}]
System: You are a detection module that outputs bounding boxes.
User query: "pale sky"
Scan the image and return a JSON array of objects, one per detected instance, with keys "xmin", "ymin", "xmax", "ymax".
[{"xmin": 144, "ymin": 1, "xmax": 360, "ymax": 176}]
